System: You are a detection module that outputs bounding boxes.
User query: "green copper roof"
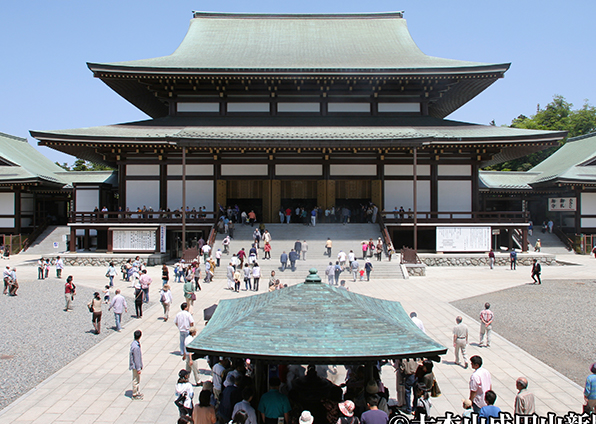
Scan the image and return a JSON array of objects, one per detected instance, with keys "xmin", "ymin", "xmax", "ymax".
[
  {"xmin": 478, "ymin": 171, "xmax": 540, "ymax": 190},
  {"xmin": 187, "ymin": 278, "xmax": 447, "ymax": 363},
  {"xmin": 530, "ymin": 132, "xmax": 596, "ymax": 184},
  {"xmin": 91, "ymin": 13, "xmax": 507, "ymax": 73}
]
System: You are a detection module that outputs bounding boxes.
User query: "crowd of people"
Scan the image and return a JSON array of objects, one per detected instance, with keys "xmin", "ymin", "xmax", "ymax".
[{"xmin": 278, "ymin": 204, "xmax": 380, "ymax": 226}]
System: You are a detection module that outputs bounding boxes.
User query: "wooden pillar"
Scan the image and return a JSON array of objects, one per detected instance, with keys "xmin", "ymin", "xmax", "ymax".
[
  {"xmin": 371, "ymin": 180, "xmax": 382, "ymax": 210},
  {"xmin": 216, "ymin": 180, "xmax": 227, "ymax": 214},
  {"xmin": 317, "ymin": 180, "xmax": 326, "ymax": 210},
  {"xmin": 69, "ymin": 227, "xmax": 76, "ymax": 252},
  {"xmin": 271, "ymin": 180, "xmax": 281, "ymax": 221},
  {"xmin": 84, "ymin": 229, "xmax": 90, "ymax": 251},
  {"xmin": 159, "ymin": 163, "xmax": 167, "ymax": 210},
  {"xmin": 326, "ymin": 180, "xmax": 335, "ymax": 210},
  {"xmin": 262, "ymin": 180, "xmax": 272, "ymax": 223},
  {"xmin": 107, "ymin": 229, "xmax": 113, "ymax": 253},
  {"xmin": 14, "ymin": 188, "xmax": 21, "ymax": 234},
  {"xmin": 522, "ymin": 228, "xmax": 528, "ymax": 252}
]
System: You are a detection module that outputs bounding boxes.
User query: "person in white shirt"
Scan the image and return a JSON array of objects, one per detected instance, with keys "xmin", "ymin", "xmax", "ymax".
[
  {"xmin": 108, "ymin": 289, "xmax": 128, "ymax": 331},
  {"xmin": 212, "ymin": 357, "xmax": 230, "ymax": 400},
  {"xmin": 174, "ymin": 302, "xmax": 194, "ymax": 360},
  {"xmin": 215, "ymin": 249, "xmax": 222, "ymax": 267},
  {"xmin": 185, "ymin": 327, "xmax": 200, "ymax": 385},
  {"xmin": 410, "ymin": 312, "xmax": 426, "ymax": 334},
  {"xmin": 55, "ymin": 256, "xmax": 64, "ymax": 278},
  {"xmin": 469, "ymin": 355, "xmax": 492, "ymax": 413},
  {"xmin": 252, "ymin": 263, "xmax": 261, "ymax": 291},
  {"xmin": 348, "ymin": 250, "xmax": 356, "ymax": 269},
  {"xmin": 159, "ymin": 284, "xmax": 173, "ymax": 321},
  {"xmin": 233, "ymin": 387, "xmax": 258, "ymax": 424},
  {"xmin": 338, "ymin": 251, "xmax": 347, "ymax": 270},
  {"xmin": 302, "ymin": 240, "xmax": 308, "ymax": 260}
]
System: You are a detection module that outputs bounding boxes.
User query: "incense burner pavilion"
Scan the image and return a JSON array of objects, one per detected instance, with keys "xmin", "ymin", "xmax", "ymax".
[{"xmin": 28, "ymin": 12, "xmax": 568, "ymax": 254}]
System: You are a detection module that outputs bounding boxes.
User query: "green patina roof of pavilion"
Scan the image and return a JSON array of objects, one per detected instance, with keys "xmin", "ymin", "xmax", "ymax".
[{"xmin": 187, "ymin": 269, "xmax": 447, "ymax": 363}]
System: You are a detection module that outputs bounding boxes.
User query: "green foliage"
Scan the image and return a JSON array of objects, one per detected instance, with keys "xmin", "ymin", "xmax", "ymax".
[
  {"xmin": 484, "ymin": 95, "xmax": 596, "ymax": 171},
  {"xmin": 57, "ymin": 159, "xmax": 113, "ymax": 171}
]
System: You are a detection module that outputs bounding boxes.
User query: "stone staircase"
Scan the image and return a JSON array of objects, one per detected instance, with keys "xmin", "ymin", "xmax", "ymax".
[
  {"xmin": 21, "ymin": 225, "xmax": 69, "ymax": 256},
  {"xmin": 213, "ymin": 223, "xmax": 404, "ymax": 281}
]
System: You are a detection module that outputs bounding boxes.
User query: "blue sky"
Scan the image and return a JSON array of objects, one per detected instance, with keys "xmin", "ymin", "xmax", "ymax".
[{"xmin": 1, "ymin": 1, "xmax": 594, "ymax": 164}]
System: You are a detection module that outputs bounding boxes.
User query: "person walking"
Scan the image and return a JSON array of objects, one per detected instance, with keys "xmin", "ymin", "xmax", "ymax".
[
  {"xmin": 243, "ymin": 263, "xmax": 252, "ymax": 291},
  {"xmin": 453, "ymin": 316, "xmax": 469, "ymax": 368},
  {"xmin": 184, "ymin": 273, "xmax": 196, "ymax": 314},
  {"xmin": 294, "ymin": 240, "xmax": 302, "ymax": 260},
  {"xmin": 130, "ymin": 330, "xmax": 144, "ymax": 400},
  {"xmin": 88, "ymin": 291, "xmax": 103, "ymax": 334},
  {"xmin": 264, "ymin": 242, "xmax": 271, "ymax": 260},
  {"xmin": 134, "ymin": 283, "xmax": 144, "ymax": 318},
  {"xmin": 350, "ymin": 260, "xmax": 359, "ymax": 282},
  {"xmin": 531, "ymin": 259, "xmax": 541, "ymax": 284},
  {"xmin": 584, "ymin": 363, "xmax": 596, "ymax": 413},
  {"xmin": 302, "ymin": 240, "xmax": 308, "ymax": 261},
  {"xmin": 55, "ymin": 256, "xmax": 64, "ymax": 278},
  {"xmin": 252, "ymin": 262, "xmax": 261, "ymax": 291},
  {"xmin": 364, "ymin": 259, "xmax": 373, "ymax": 281},
  {"xmin": 159, "ymin": 284, "xmax": 173, "ymax": 321},
  {"xmin": 227, "ymin": 262, "xmax": 235, "ymax": 290},
  {"xmin": 334, "ymin": 261, "xmax": 342, "ymax": 286},
  {"xmin": 479, "ymin": 303, "xmax": 494, "ymax": 347},
  {"xmin": 534, "ymin": 239, "xmax": 541, "ymax": 252},
  {"xmin": 139, "ymin": 269, "xmax": 152, "ymax": 303},
  {"xmin": 108, "ymin": 288, "xmax": 127, "ymax": 331},
  {"xmin": 176, "ymin": 369, "xmax": 195, "ymax": 417},
  {"xmin": 376, "ymin": 239, "xmax": 383, "ymax": 261},
  {"xmin": 509, "ymin": 249, "xmax": 517, "ymax": 270},
  {"xmin": 488, "ymin": 250, "xmax": 495, "ymax": 270},
  {"xmin": 289, "ymin": 250, "xmax": 298, "ymax": 272},
  {"xmin": 175, "ymin": 302, "xmax": 195, "ymax": 360},
  {"xmin": 38, "ymin": 258, "xmax": 45, "ymax": 280},
  {"xmin": 106, "ymin": 262, "xmax": 117, "ymax": 287},
  {"xmin": 162, "ymin": 264, "xmax": 170, "ymax": 286},
  {"xmin": 325, "ymin": 238, "xmax": 332, "ymax": 257},
  {"xmin": 64, "ymin": 276, "xmax": 76, "ymax": 312},
  {"xmin": 361, "ymin": 242, "xmax": 368, "ymax": 260},
  {"xmin": 325, "ymin": 262, "xmax": 335, "ymax": 285},
  {"xmin": 280, "ymin": 251, "xmax": 288, "ymax": 272}
]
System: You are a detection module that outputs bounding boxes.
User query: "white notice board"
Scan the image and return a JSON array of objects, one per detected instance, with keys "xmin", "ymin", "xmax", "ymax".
[
  {"xmin": 436, "ymin": 227, "xmax": 491, "ymax": 252},
  {"xmin": 113, "ymin": 229, "xmax": 156, "ymax": 252}
]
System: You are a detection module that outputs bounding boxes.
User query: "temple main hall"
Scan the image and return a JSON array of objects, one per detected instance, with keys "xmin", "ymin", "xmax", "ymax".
[{"xmin": 30, "ymin": 12, "xmax": 566, "ymax": 253}]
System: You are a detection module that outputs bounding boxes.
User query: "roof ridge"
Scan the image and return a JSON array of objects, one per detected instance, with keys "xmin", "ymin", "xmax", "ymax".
[
  {"xmin": 0, "ymin": 132, "xmax": 27, "ymax": 143},
  {"xmin": 191, "ymin": 11, "xmax": 405, "ymax": 19},
  {"xmin": 566, "ymin": 131, "xmax": 596, "ymax": 143}
]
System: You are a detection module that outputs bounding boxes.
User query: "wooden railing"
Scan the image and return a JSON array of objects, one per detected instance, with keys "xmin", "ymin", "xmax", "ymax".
[
  {"xmin": 70, "ymin": 211, "xmax": 217, "ymax": 224},
  {"xmin": 400, "ymin": 247, "xmax": 421, "ymax": 264},
  {"xmin": 553, "ymin": 227, "xmax": 574, "ymax": 252},
  {"xmin": 381, "ymin": 210, "xmax": 529, "ymax": 223}
]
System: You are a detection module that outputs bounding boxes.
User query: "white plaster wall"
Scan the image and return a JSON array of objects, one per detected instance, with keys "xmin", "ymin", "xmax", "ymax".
[
  {"xmin": 378, "ymin": 103, "xmax": 420, "ymax": 113},
  {"xmin": 383, "ymin": 180, "xmax": 430, "ymax": 212},
  {"xmin": 328, "ymin": 103, "xmax": 370, "ymax": 113},
  {"xmin": 277, "ymin": 103, "xmax": 320, "ymax": 112},
  {"xmin": 126, "ymin": 181, "xmax": 160, "ymax": 210},
  {"xmin": 581, "ymin": 193, "xmax": 596, "ymax": 214},
  {"xmin": 384, "ymin": 164, "xmax": 431, "ymax": 176},
  {"xmin": 177, "ymin": 102, "xmax": 219, "ymax": 113},
  {"xmin": 167, "ymin": 164, "xmax": 214, "ymax": 176},
  {"xmin": 581, "ymin": 218, "xmax": 596, "ymax": 228},
  {"xmin": 275, "ymin": 164, "xmax": 322, "ymax": 176},
  {"xmin": 75, "ymin": 189, "xmax": 99, "ymax": 212},
  {"xmin": 167, "ymin": 180, "xmax": 214, "ymax": 211},
  {"xmin": 227, "ymin": 103, "xmax": 270, "ymax": 112},
  {"xmin": 438, "ymin": 181, "xmax": 472, "ymax": 213},
  {"xmin": 437, "ymin": 164, "xmax": 472, "ymax": 176},
  {"xmin": 221, "ymin": 164, "xmax": 268, "ymax": 176},
  {"xmin": 0, "ymin": 192, "xmax": 15, "ymax": 214},
  {"xmin": 126, "ymin": 164, "xmax": 160, "ymax": 176},
  {"xmin": 330, "ymin": 164, "xmax": 376, "ymax": 176},
  {"xmin": 0, "ymin": 218, "xmax": 14, "ymax": 227}
]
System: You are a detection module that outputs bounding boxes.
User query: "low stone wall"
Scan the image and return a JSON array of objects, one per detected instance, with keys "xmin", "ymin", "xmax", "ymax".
[
  {"xmin": 419, "ymin": 254, "xmax": 557, "ymax": 267},
  {"xmin": 405, "ymin": 264, "xmax": 426, "ymax": 276},
  {"xmin": 60, "ymin": 253, "xmax": 169, "ymax": 267}
]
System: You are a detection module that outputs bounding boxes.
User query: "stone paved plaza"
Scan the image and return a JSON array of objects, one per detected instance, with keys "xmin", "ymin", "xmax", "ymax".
[{"xmin": 0, "ymin": 234, "xmax": 592, "ymax": 423}]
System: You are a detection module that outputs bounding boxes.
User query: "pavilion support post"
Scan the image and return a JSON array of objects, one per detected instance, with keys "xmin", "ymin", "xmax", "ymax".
[
  {"xmin": 182, "ymin": 146, "xmax": 187, "ymax": 252},
  {"xmin": 413, "ymin": 147, "xmax": 418, "ymax": 253},
  {"xmin": 69, "ymin": 227, "xmax": 76, "ymax": 252},
  {"xmin": 522, "ymin": 228, "xmax": 528, "ymax": 252}
]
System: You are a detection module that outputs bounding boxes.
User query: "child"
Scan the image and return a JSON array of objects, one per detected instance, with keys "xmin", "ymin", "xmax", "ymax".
[
  {"xmin": 103, "ymin": 285, "xmax": 110, "ymax": 304},
  {"xmin": 359, "ymin": 268, "xmax": 365, "ymax": 281},
  {"xmin": 462, "ymin": 399, "xmax": 473, "ymax": 419},
  {"xmin": 414, "ymin": 383, "xmax": 432, "ymax": 420}
]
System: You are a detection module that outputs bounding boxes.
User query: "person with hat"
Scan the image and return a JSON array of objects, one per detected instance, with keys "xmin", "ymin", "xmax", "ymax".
[
  {"xmin": 337, "ymin": 400, "xmax": 359, "ymax": 424},
  {"xmin": 300, "ymin": 411, "xmax": 314, "ymax": 424},
  {"xmin": 584, "ymin": 363, "xmax": 596, "ymax": 413},
  {"xmin": 176, "ymin": 369, "xmax": 195, "ymax": 417},
  {"xmin": 258, "ymin": 377, "xmax": 291, "ymax": 424}
]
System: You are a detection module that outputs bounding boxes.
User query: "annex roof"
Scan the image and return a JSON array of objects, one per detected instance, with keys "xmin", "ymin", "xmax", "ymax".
[
  {"xmin": 89, "ymin": 12, "xmax": 507, "ymax": 73},
  {"xmin": 187, "ymin": 274, "xmax": 447, "ymax": 363},
  {"xmin": 530, "ymin": 132, "xmax": 596, "ymax": 185},
  {"xmin": 478, "ymin": 171, "xmax": 540, "ymax": 190},
  {"xmin": 0, "ymin": 132, "xmax": 65, "ymax": 185}
]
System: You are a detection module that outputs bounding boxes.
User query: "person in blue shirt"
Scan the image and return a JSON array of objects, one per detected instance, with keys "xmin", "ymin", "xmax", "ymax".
[
  {"xmin": 584, "ymin": 363, "xmax": 596, "ymax": 413},
  {"xmin": 479, "ymin": 390, "xmax": 501, "ymax": 419}
]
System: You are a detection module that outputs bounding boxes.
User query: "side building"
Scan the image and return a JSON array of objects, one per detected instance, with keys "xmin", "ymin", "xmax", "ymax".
[{"xmin": 30, "ymin": 12, "xmax": 567, "ymax": 254}]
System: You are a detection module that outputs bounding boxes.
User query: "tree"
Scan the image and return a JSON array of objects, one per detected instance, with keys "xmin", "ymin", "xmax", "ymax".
[
  {"xmin": 484, "ymin": 95, "xmax": 596, "ymax": 171},
  {"xmin": 56, "ymin": 159, "xmax": 113, "ymax": 172}
]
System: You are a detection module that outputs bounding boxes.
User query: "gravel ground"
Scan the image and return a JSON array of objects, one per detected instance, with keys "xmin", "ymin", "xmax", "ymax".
[
  {"xmin": 451, "ymin": 278, "xmax": 596, "ymax": 386},
  {"xmin": 0, "ymin": 278, "xmax": 154, "ymax": 410}
]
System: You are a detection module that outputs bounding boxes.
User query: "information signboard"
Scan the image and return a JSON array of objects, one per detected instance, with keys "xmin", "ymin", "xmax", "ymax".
[
  {"xmin": 112, "ymin": 229, "xmax": 156, "ymax": 252},
  {"xmin": 436, "ymin": 227, "xmax": 491, "ymax": 252}
]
